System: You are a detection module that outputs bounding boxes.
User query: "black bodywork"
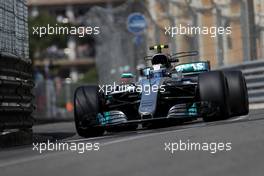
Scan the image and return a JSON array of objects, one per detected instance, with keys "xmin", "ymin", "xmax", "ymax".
[
  {"xmin": 74, "ymin": 45, "xmax": 249, "ymax": 137},
  {"xmin": 95, "ymin": 46, "xmax": 215, "ymax": 127}
]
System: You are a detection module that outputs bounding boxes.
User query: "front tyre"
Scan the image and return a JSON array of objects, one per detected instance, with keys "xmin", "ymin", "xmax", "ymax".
[
  {"xmin": 74, "ymin": 85, "xmax": 105, "ymax": 138},
  {"xmin": 224, "ymin": 71, "xmax": 249, "ymax": 117},
  {"xmin": 198, "ymin": 71, "xmax": 230, "ymax": 122}
]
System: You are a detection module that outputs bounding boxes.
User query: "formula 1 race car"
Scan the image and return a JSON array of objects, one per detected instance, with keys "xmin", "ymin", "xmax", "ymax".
[{"xmin": 74, "ymin": 44, "xmax": 249, "ymax": 137}]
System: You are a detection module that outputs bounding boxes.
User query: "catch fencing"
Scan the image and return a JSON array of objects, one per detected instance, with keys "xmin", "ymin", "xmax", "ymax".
[{"xmin": 0, "ymin": 0, "xmax": 33, "ymax": 130}]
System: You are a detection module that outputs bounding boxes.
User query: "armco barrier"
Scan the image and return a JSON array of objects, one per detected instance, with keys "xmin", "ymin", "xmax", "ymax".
[
  {"xmin": 221, "ymin": 59, "xmax": 264, "ymax": 104},
  {"xmin": 0, "ymin": 53, "xmax": 34, "ymax": 130}
]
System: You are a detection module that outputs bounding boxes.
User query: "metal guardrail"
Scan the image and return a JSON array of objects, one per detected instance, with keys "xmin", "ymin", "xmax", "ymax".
[{"xmin": 221, "ymin": 59, "xmax": 264, "ymax": 104}]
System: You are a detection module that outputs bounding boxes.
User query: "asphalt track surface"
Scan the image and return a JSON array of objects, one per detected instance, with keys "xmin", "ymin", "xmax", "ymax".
[{"xmin": 0, "ymin": 109, "xmax": 264, "ymax": 176}]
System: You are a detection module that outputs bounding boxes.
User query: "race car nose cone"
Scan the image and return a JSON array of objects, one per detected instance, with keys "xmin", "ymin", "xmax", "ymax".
[
  {"xmin": 140, "ymin": 113, "xmax": 153, "ymax": 119},
  {"xmin": 138, "ymin": 78, "xmax": 162, "ymax": 119},
  {"xmin": 139, "ymin": 99, "xmax": 156, "ymax": 118}
]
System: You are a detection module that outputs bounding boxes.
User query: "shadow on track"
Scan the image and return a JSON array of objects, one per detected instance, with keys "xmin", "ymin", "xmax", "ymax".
[{"xmin": 0, "ymin": 130, "xmax": 76, "ymax": 149}]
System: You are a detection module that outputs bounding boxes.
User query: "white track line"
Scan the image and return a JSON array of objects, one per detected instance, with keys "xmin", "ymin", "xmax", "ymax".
[
  {"xmin": 65, "ymin": 135, "xmax": 115, "ymax": 143},
  {"xmin": 226, "ymin": 116, "xmax": 248, "ymax": 122}
]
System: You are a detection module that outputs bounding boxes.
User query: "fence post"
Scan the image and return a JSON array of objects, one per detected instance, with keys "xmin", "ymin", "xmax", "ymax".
[{"xmin": 240, "ymin": 0, "xmax": 257, "ymax": 61}]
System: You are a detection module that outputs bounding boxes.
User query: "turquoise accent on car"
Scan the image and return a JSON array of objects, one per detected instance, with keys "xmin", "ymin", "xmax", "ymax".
[
  {"xmin": 121, "ymin": 73, "xmax": 134, "ymax": 78},
  {"xmin": 97, "ymin": 112, "xmax": 112, "ymax": 125},
  {"xmin": 175, "ymin": 62, "xmax": 210, "ymax": 73},
  {"xmin": 187, "ymin": 103, "xmax": 198, "ymax": 116}
]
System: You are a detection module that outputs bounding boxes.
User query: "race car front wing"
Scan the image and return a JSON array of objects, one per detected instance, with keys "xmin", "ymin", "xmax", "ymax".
[{"xmin": 95, "ymin": 101, "xmax": 218, "ymax": 127}]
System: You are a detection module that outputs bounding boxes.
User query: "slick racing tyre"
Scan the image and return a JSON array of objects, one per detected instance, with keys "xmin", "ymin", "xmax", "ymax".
[
  {"xmin": 224, "ymin": 71, "xmax": 249, "ymax": 117},
  {"xmin": 198, "ymin": 71, "xmax": 230, "ymax": 122},
  {"xmin": 74, "ymin": 85, "xmax": 105, "ymax": 138}
]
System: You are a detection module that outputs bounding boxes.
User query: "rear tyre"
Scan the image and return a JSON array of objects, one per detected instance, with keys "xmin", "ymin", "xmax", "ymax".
[
  {"xmin": 198, "ymin": 71, "xmax": 230, "ymax": 122},
  {"xmin": 74, "ymin": 85, "xmax": 105, "ymax": 138},
  {"xmin": 224, "ymin": 71, "xmax": 249, "ymax": 117}
]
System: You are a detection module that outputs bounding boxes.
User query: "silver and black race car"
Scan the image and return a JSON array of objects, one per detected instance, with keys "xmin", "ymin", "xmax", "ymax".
[{"xmin": 74, "ymin": 44, "xmax": 249, "ymax": 137}]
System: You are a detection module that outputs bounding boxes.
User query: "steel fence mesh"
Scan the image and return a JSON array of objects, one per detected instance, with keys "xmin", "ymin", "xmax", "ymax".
[
  {"xmin": 0, "ymin": 0, "xmax": 32, "ymax": 130},
  {"xmin": 0, "ymin": 0, "xmax": 29, "ymax": 60}
]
